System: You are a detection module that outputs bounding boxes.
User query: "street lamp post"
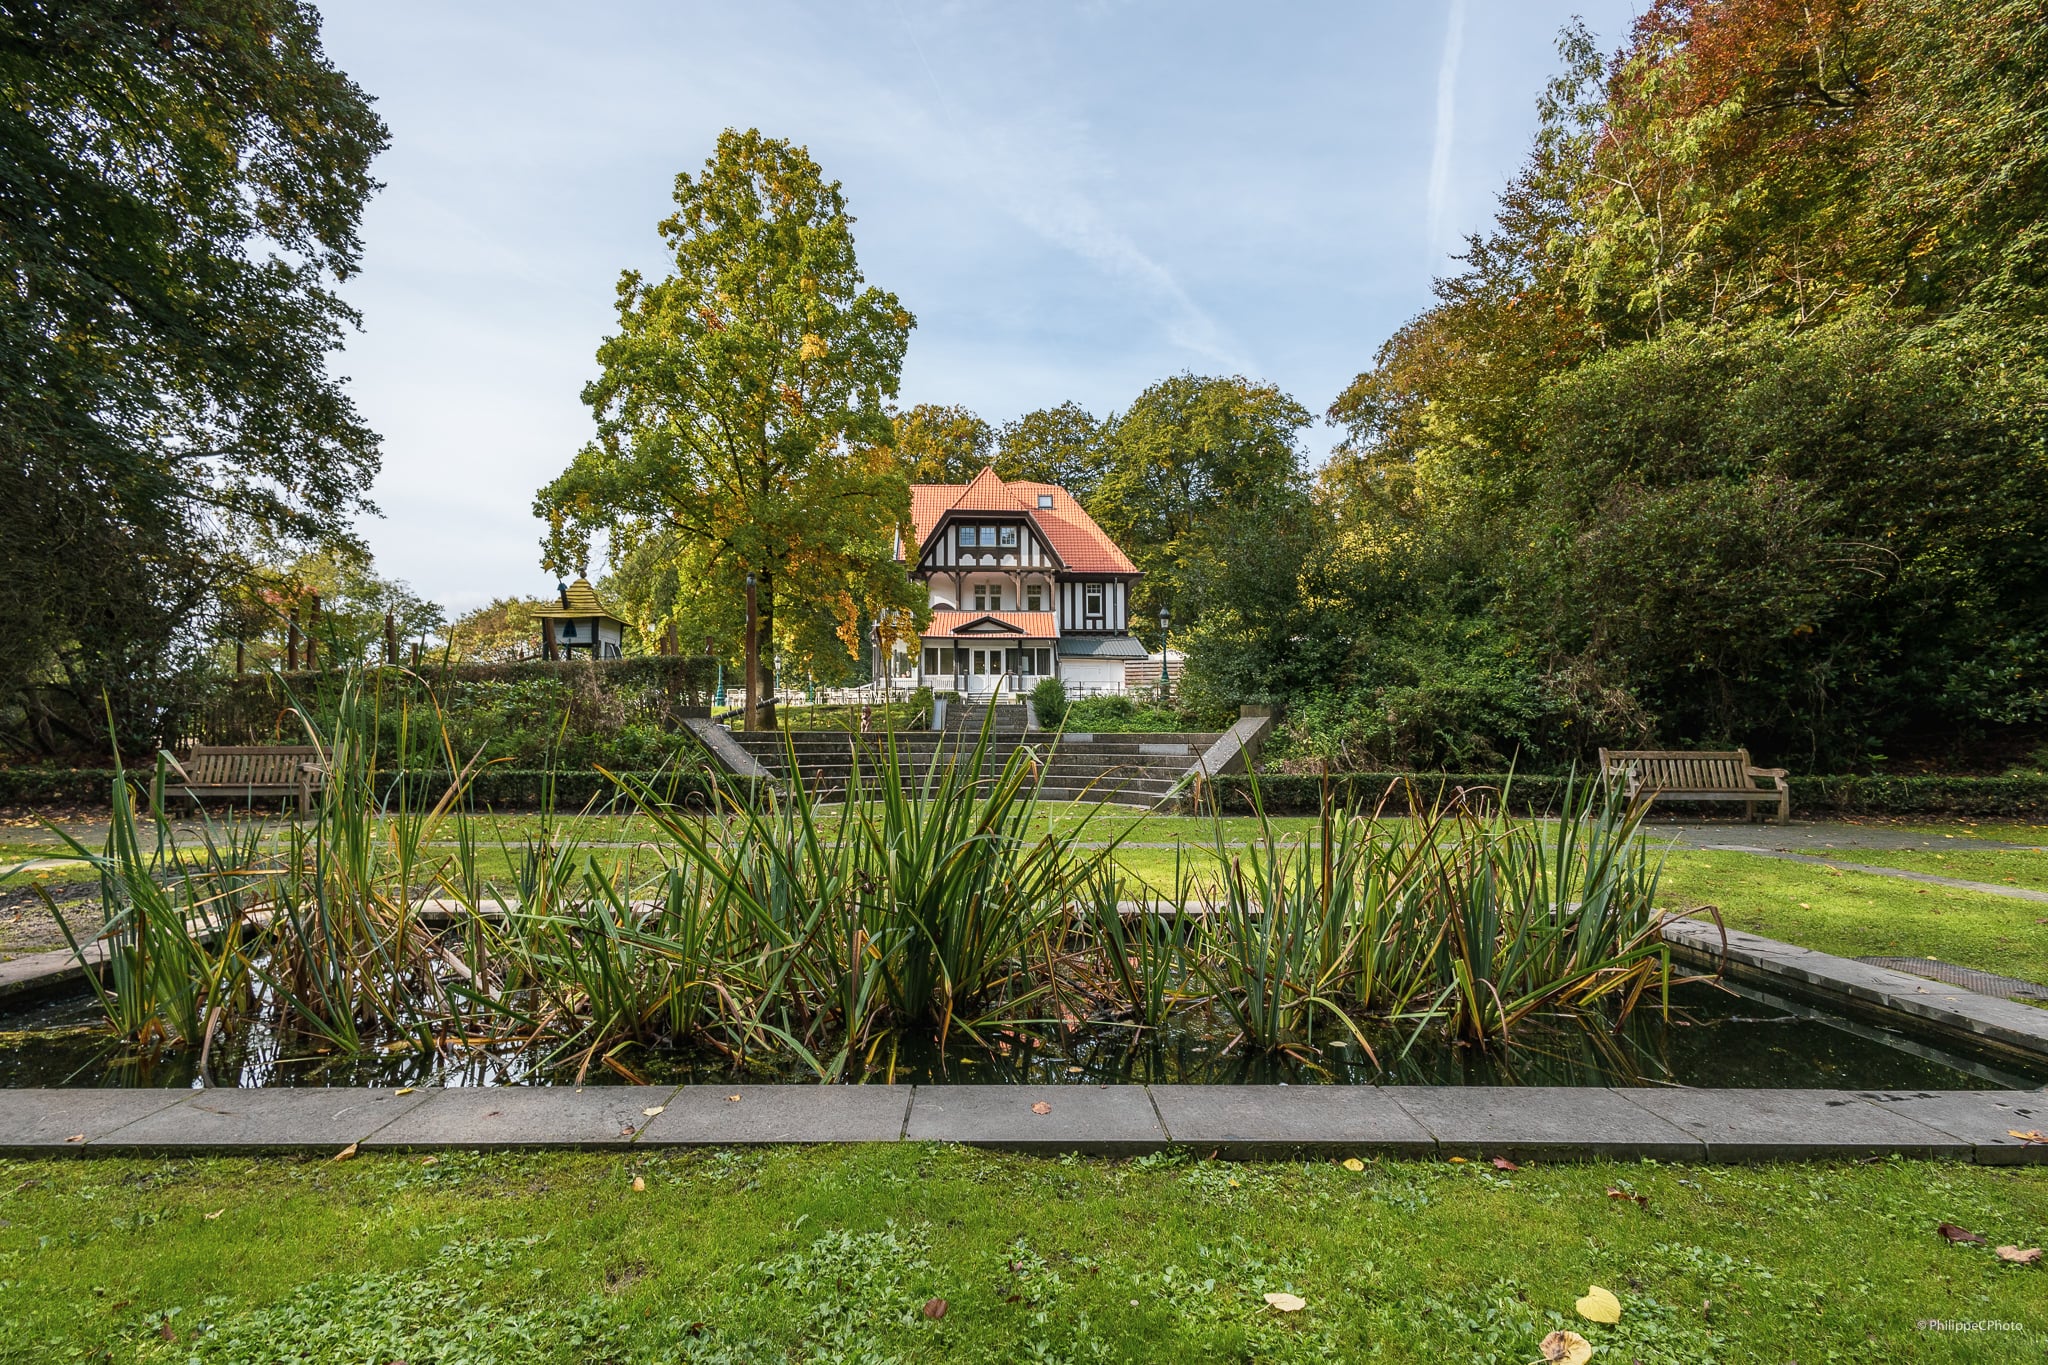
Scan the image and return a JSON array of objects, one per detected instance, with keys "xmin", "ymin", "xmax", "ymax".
[{"xmin": 1158, "ymin": 603, "xmax": 1172, "ymax": 699}]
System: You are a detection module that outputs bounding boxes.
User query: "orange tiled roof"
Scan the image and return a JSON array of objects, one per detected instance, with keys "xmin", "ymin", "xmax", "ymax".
[
  {"xmin": 907, "ymin": 469, "xmax": 1137, "ymax": 576},
  {"xmin": 923, "ymin": 610, "xmax": 1060, "ymax": 638}
]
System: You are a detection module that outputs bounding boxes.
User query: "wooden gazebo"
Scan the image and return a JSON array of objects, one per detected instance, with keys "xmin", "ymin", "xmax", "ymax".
[{"xmin": 536, "ymin": 578, "xmax": 626, "ymax": 659}]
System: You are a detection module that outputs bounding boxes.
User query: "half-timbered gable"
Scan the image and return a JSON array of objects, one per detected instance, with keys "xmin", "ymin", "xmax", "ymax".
[{"xmin": 900, "ymin": 467, "xmax": 1143, "ymax": 696}]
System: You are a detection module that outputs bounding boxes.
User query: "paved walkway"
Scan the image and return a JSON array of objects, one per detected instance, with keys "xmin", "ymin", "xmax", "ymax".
[{"xmin": 1, "ymin": 1083, "xmax": 2041, "ymax": 1162}]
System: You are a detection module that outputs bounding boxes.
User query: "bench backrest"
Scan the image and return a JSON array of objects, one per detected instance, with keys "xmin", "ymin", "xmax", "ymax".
[
  {"xmin": 1600, "ymin": 748, "xmax": 1753, "ymax": 791},
  {"xmin": 181, "ymin": 745, "xmax": 322, "ymax": 787}
]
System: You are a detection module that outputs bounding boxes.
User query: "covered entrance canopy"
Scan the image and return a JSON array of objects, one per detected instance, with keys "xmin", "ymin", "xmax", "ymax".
[{"xmin": 921, "ymin": 610, "xmax": 1056, "ymax": 695}]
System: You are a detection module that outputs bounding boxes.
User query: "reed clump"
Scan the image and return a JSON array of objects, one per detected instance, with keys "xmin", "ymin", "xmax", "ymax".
[{"xmin": 39, "ymin": 679, "xmax": 1688, "ymax": 1081}]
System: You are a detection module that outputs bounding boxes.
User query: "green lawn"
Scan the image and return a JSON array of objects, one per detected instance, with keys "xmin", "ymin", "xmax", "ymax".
[
  {"xmin": 1, "ymin": 1147, "xmax": 2043, "ymax": 1363},
  {"xmin": 1657, "ymin": 850, "xmax": 2048, "ymax": 983},
  {"xmin": 1794, "ymin": 845, "xmax": 2048, "ymax": 893}
]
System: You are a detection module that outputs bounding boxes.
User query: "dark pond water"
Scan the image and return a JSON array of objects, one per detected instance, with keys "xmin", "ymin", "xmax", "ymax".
[{"xmin": 2, "ymin": 978, "xmax": 2042, "ymax": 1090}]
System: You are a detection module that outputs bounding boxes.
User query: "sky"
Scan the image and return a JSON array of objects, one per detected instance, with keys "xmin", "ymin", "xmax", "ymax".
[{"xmin": 312, "ymin": 0, "xmax": 1643, "ymax": 617}]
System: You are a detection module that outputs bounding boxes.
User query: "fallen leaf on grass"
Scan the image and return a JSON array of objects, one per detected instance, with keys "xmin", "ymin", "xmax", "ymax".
[
  {"xmin": 1938, "ymin": 1222, "xmax": 1987, "ymax": 1245},
  {"xmin": 1031, "ymin": 1101, "xmax": 1052, "ymax": 1115},
  {"xmin": 1537, "ymin": 1329, "xmax": 1594, "ymax": 1365},
  {"xmin": 1492, "ymin": 1156, "xmax": 1520, "ymax": 1172},
  {"xmin": 419, "ymin": 1156, "xmax": 438, "ymax": 1166},
  {"xmin": 641, "ymin": 1106, "xmax": 665, "ymax": 1118},
  {"xmin": 332, "ymin": 1143, "xmax": 357, "ymax": 1162},
  {"xmin": 1342, "ymin": 1158, "xmax": 1365, "ymax": 1172},
  {"xmin": 204, "ymin": 1209, "xmax": 224, "ymax": 1220},
  {"xmin": 1575, "ymin": 1285, "xmax": 1621, "ymax": 1324},
  {"xmin": 1263, "ymin": 1292, "xmax": 1306, "ymax": 1312},
  {"xmin": 921, "ymin": 1297, "xmax": 947, "ymax": 1320},
  {"xmin": 1996, "ymin": 1245, "xmax": 2043, "ymax": 1265},
  {"xmin": 1448, "ymin": 1156, "xmax": 1467, "ymax": 1164},
  {"xmin": 1605, "ymin": 1187, "xmax": 1649, "ymax": 1208},
  {"xmin": 631, "ymin": 1176, "xmax": 645, "ymax": 1192}
]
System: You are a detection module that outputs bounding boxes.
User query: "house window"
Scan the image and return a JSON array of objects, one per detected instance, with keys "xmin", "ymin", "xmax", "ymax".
[
  {"xmin": 999, "ymin": 525, "xmax": 1018, "ymax": 547},
  {"xmin": 1038, "ymin": 494, "xmax": 1054, "ymax": 509},
  {"xmin": 925, "ymin": 647, "xmax": 939, "ymax": 674},
  {"xmin": 1037, "ymin": 648, "xmax": 1052, "ymax": 674},
  {"xmin": 972, "ymin": 649, "xmax": 987, "ymax": 675},
  {"xmin": 1025, "ymin": 583, "xmax": 1042, "ymax": 612},
  {"xmin": 1084, "ymin": 584, "xmax": 1105, "ymax": 619},
  {"xmin": 975, "ymin": 584, "xmax": 1001, "ymax": 611},
  {"xmin": 979, "ymin": 525, "xmax": 998, "ymax": 546},
  {"xmin": 958, "ymin": 525, "xmax": 976, "ymax": 549}
]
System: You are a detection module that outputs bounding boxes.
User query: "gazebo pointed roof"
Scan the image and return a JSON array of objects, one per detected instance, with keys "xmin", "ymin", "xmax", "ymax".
[{"xmin": 533, "ymin": 577, "xmax": 626, "ymax": 624}]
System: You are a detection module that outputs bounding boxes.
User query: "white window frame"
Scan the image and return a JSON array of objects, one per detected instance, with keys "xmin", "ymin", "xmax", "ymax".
[
  {"xmin": 957, "ymin": 525, "xmax": 975, "ymax": 548},
  {"xmin": 999, "ymin": 525, "xmax": 1018, "ymax": 547},
  {"xmin": 1084, "ymin": 584, "xmax": 1105, "ymax": 618},
  {"xmin": 1025, "ymin": 583, "xmax": 1042, "ymax": 612}
]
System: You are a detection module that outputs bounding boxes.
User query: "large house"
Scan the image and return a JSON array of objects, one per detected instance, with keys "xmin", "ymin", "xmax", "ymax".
[{"xmin": 897, "ymin": 466, "xmax": 1144, "ymax": 696}]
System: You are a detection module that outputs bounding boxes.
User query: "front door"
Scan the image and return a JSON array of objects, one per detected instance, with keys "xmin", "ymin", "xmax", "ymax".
[{"xmin": 964, "ymin": 646, "xmax": 1000, "ymax": 695}]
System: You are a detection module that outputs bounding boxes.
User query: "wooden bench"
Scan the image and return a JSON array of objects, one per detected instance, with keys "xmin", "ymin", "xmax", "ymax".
[
  {"xmin": 166, "ymin": 745, "xmax": 326, "ymax": 811},
  {"xmin": 1598, "ymin": 748, "xmax": 1790, "ymax": 824}
]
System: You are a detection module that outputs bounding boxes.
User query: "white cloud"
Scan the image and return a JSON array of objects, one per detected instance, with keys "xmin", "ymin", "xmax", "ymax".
[{"xmin": 1426, "ymin": 0, "xmax": 1469, "ymax": 262}]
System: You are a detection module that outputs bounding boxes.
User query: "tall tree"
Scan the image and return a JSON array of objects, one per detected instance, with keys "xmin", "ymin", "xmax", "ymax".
[
  {"xmin": 0, "ymin": 0, "xmax": 387, "ymax": 754},
  {"xmin": 996, "ymin": 401, "xmax": 1107, "ymax": 502},
  {"xmin": 535, "ymin": 130, "xmax": 918, "ymax": 728},
  {"xmin": 1091, "ymin": 375, "xmax": 1311, "ymax": 641}
]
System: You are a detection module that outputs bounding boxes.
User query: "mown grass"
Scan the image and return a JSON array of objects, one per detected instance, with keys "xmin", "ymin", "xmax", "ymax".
[
  {"xmin": 1657, "ymin": 851, "xmax": 2048, "ymax": 983},
  {"xmin": 0, "ymin": 1146, "xmax": 2042, "ymax": 1363},
  {"xmin": 1804, "ymin": 846, "xmax": 2048, "ymax": 893}
]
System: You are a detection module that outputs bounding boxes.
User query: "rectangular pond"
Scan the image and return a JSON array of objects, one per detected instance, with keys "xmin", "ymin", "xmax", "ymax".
[{"xmin": 2, "ymin": 976, "xmax": 2042, "ymax": 1091}]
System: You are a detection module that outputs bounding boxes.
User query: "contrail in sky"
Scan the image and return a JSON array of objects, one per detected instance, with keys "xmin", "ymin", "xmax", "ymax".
[{"xmin": 1426, "ymin": 0, "xmax": 1468, "ymax": 262}]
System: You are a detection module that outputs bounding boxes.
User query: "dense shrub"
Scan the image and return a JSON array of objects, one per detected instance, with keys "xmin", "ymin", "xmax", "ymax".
[{"xmin": 1029, "ymin": 677, "xmax": 1068, "ymax": 728}]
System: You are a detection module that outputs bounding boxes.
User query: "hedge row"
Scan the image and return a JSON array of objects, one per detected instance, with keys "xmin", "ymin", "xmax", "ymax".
[
  {"xmin": 7, "ymin": 765, "xmax": 2045, "ymax": 817},
  {"xmin": 1204, "ymin": 772, "xmax": 2048, "ymax": 818},
  {"xmin": 0, "ymin": 768, "xmax": 719, "ymax": 812}
]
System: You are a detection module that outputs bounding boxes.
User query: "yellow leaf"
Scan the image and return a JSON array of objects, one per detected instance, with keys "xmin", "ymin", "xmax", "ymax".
[
  {"xmin": 204, "ymin": 1208, "xmax": 224, "ymax": 1221},
  {"xmin": 1538, "ymin": 1328, "xmax": 1595, "ymax": 1364},
  {"xmin": 725, "ymin": 1093, "xmax": 741, "ymax": 1103},
  {"xmin": 1575, "ymin": 1285, "xmax": 1621, "ymax": 1324},
  {"xmin": 1449, "ymin": 1156, "xmax": 1468, "ymax": 1164},
  {"xmin": 1342, "ymin": 1158, "xmax": 1365, "ymax": 1172},
  {"xmin": 394, "ymin": 1087, "xmax": 416, "ymax": 1096},
  {"xmin": 631, "ymin": 1176, "xmax": 645, "ymax": 1192},
  {"xmin": 1996, "ymin": 1245, "xmax": 2043, "ymax": 1265},
  {"xmin": 641, "ymin": 1106, "xmax": 666, "ymax": 1118},
  {"xmin": 1263, "ymin": 1292, "xmax": 1306, "ymax": 1312},
  {"xmin": 332, "ymin": 1142, "xmax": 357, "ymax": 1162},
  {"xmin": 1031, "ymin": 1101, "xmax": 1052, "ymax": 1115}
]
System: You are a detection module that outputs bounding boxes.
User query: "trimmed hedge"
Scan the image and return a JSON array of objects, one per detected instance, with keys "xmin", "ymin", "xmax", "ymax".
[
  {"xmin": 1204, "ymin": 771, "xmax": 2048, "ymax": 818},
  {"xmin": 0, "ymin": 767, "xmax": 717, "ymax": 812}
]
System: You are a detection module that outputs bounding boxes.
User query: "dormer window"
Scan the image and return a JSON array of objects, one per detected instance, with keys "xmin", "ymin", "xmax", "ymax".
[
  {"xmin": 979, "ymin": 525, "xmax": 998, "ymax": 546},
  {"xmin": 957, "ymin": 526, "xmax": 975, "ymax": 549},
  {"xmin": 1037, "ymin": 494, "xmax": 1054, "ymax": 509},
  {"xmin": 1084, "ymin": 584, "xmax": 1105, "ymax": 619},
  {"xmin": 999, "ymin": 525, "xmax": 1018, "ymax": 547}
]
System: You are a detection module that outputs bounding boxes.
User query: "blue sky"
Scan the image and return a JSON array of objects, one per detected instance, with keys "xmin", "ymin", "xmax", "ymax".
[{"xmin": 313, "ymin": 1, "xmax": 1641, "ymax": 616}]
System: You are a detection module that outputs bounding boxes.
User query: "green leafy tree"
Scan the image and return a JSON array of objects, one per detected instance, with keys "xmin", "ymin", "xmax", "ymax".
[
  {"xmin": 890, "ymin": 403, "xmax": 993, "ymax": 482},
  {"xmin": 0, "ymin": 0, "xmax": 386, "ymax": 754},
  {"xmin": 534, "ymin": 130, "xmax": 921, "ymax": 727},
  {"xmin": 996, "ymin": 401, "xmax": 1107, "ymax": 501},
  {"xmin": 1091, "ymin": 375, "xmax": 1312, "ymax": 642}
]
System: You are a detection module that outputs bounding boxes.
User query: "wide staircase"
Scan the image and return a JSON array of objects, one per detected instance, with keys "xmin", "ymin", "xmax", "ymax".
[{"xmin": 710, "ymin": 714, "xmax": 1225, "ymax": 807}]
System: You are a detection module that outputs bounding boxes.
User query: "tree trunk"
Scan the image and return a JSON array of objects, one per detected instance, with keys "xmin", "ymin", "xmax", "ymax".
[{"xmin": 748, "ymin": 568, "xmax": 777, "ymax": 730}]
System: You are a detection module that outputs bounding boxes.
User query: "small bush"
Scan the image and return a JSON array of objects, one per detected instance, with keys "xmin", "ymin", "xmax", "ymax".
[
  {"xmin": 1063, "ymin": 695, "xmax": 1189, "ymax": 733},
  {"xmin": 1029, "ymin": 676, "xmax": 1068, "ymax": 728}
]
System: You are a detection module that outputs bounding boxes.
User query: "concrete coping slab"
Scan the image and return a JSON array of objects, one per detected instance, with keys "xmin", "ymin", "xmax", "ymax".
[
  {"xmin": 1389, "ymin": 1086, "xmax": 1705, "ymax": 1162},
  {"xmin": 904, "ymin": 1085, "xmax": 1167, "ymax": 1153},
  {"xmin": 1851, "ymin": 1090, "xmax": 2048, "ymax": 1165},
  {"xmin": 1149, "ymin": 1084, "xmax": 1434, "ymax": 1157},
  {"xmin": 366, "ymin": 1085, "xmax": 685, "ymax": 1150},
  {"xmin": 1617, "ymin": 1087, "xmax": 1969, "ymax": 1161},
  {"xmin": 88, "ymin": 1087, "xmax": 432, "ymax": 1153},
  {"xmin": 0, "ymin": 1088, "xmax": 191, "ymax": 1153},
  {"xmin": 636, "ymin": 1084, "xmax": 913, "ymax": 1145}
]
